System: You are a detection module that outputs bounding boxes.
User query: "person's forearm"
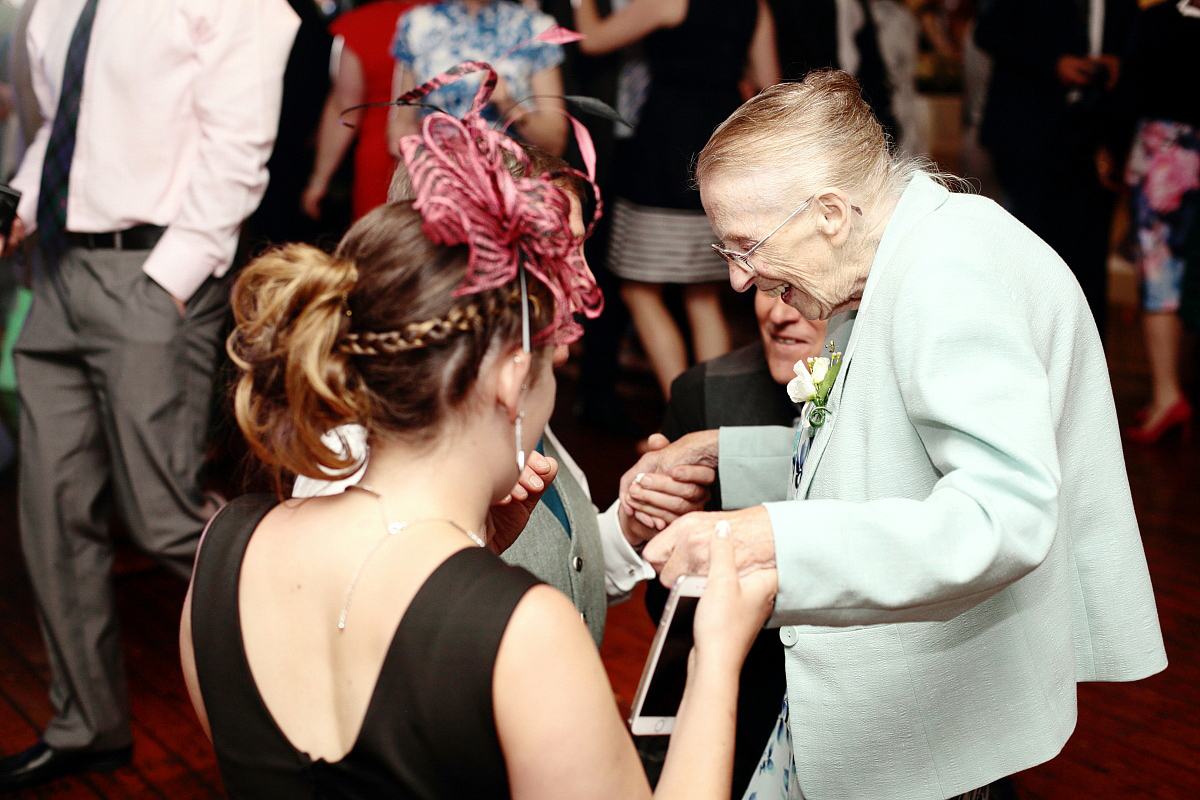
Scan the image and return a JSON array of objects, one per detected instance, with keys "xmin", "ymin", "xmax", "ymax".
[
  {"xmin": 573, "ymin": 0, "xmax": 605, "ymax": 48},
  {"xmin": 653, "ymin": 658, "xmax": 739, "ymax": 800},
  {"xmin": 309, "ymin": 94, "xmax": 357, "ymax": 193},
  {"xmin": 508, "ymin": 110, "xmax": 568, "ymax": 156}
]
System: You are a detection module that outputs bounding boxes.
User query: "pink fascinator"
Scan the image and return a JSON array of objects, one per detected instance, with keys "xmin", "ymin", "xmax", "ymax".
[{"xmin": 393, "ymin": 54, "xmax": 604, "ymax": 346}]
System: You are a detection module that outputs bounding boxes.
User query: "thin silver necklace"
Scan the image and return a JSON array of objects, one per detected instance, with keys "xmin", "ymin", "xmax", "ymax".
[{"xmin": 338, "ymin": 484, "xmax": 485, "ymax": 631}]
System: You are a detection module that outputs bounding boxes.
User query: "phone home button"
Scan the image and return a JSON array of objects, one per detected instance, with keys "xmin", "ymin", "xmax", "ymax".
[{"xmin": 654, "ymin": 719, "xmax": 667, "ymax": 733}]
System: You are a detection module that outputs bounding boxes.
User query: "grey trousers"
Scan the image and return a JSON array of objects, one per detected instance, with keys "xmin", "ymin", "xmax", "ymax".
[{"xmin": 13, "ymin": 245, "xmax": 229, "ymax": 751}]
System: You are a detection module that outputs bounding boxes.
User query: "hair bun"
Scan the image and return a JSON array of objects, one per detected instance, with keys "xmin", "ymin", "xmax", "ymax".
[{"xmin": 228, "ymin": 244, "xmax": 368, "ymax": 487}]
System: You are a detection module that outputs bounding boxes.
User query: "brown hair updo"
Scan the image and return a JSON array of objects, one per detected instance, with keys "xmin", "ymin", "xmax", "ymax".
[{"xmin": 227, "ymin": 200, "xmax": 555, "ymax": 488}]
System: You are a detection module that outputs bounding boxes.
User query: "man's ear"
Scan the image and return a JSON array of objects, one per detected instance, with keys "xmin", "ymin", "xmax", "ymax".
[
  {"xmin": 494, "ymin": 346, "xmax": 533, "ymax": 422},
  {"xmin": 813, "ymin": 188, "xmax": 856, "ymax": 247}
]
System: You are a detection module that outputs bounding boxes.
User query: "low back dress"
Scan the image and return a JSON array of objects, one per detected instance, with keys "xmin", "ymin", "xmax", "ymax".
[{"xmin": 190, "ymin": 494, "xmax": 540, "ymax": 799}]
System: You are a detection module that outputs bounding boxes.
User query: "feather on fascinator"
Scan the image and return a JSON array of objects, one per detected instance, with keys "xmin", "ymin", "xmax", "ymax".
[{"xmin": 393, "ymin": 53, "xmax": 604, "ymax": 346}]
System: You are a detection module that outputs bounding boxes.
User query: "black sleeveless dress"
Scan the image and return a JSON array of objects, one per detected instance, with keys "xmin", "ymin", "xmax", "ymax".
[{"xmin": 190, "ymin": 495, "xmax": 541, "ymax": 799}]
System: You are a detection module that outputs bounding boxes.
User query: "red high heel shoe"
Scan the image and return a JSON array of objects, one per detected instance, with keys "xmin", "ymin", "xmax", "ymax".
[{"xmin": 1125, "ymin": 397, "xmax": 1193, "ymax": 444}]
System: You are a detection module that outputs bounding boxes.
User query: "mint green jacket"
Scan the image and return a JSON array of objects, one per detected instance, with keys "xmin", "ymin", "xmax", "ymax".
[{"xmin": 718, "ymin": 174, "xmax": 1166, "ymax": 800}]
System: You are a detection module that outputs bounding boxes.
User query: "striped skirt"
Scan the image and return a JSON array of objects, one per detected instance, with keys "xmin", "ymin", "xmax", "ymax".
[{"xmin": 606, "ymin": 197, "xmax": 730, "ymax": 284}]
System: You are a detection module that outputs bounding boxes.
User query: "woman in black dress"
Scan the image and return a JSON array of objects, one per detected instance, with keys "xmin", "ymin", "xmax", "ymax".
[
  {"xmin": 575, "ymin": 0, "xmax": 780, "ymax": 397},
  {"xmin": 180, "ymin": 65, "xmax": 776, "ymax": 799}
]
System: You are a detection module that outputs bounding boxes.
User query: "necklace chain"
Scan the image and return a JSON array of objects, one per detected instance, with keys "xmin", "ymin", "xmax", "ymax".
[{"xmin": 338, "ymin": 484, "xmax": 484, "ymax": 631}]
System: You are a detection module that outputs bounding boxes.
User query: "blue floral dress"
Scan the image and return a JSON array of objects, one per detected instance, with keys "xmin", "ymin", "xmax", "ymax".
[
  {"xmin": 741, "ymin": 696, "xmax": 804, "ymax": 799},
  {"xmin": 392, "ymin": 0, "xmax": 563, "ymax": 126}
]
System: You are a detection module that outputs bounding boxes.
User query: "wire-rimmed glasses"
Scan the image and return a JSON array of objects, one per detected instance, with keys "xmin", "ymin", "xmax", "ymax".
[{"xmin": 711, "ymin": 195, "xmax": 863, "ymax": 276}]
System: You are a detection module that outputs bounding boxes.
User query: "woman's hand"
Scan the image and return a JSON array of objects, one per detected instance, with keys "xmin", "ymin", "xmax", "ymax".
[
  {"xmin": 691, "ymin": 519, "xmax": 777, "ymax": 675},
  {"xmin": 485, "ymin": 451, "xmax": 559, "ymax": 554},
  {"xmin": 301, "ymin": 182, "xmax": 327, "ymax": 220}
]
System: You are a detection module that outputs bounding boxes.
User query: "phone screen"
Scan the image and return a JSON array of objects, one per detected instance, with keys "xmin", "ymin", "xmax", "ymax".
[{"xmin": 638, "ymin": 594, "xmax": 699, "ymax": 717}]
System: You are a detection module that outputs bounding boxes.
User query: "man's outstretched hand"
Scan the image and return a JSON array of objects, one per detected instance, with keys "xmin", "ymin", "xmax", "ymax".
[{"xmin": 617, "ymin": 431, "xmax": 719, "ymax": 549}]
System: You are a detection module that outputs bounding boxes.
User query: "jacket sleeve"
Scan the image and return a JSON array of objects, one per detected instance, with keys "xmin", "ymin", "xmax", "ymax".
[{"xmin": 768, "ymin": 255, "xmax": 1062, "ymax": 627}]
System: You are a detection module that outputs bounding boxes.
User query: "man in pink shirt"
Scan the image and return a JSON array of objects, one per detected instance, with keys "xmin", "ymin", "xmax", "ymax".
[{"xmin": 0, "ymin": 0, "xmax": 299, "ymax": 790}]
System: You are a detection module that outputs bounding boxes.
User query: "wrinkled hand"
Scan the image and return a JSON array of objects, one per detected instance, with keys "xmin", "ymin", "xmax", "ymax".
[
  {"xmin": 484, "ymin": 451, "xmax": 559, "ymax": 555},
  {"xmin": 691, "ymin": 519, "xmax": 778, "ymax": 672},
  {"xmin": 617, "ymin": 431, "xmax": 718, "ymax": 539},
  {"xmin": 644, "ymin": 506, "xmax": 777, "ymax": 589},
  {"xmin": 1, "ymin": 217, "xmax": 26, "ymax": 259}
]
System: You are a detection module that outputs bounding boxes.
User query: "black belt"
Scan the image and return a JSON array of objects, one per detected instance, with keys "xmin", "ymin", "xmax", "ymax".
[{"xmin": 68, "ymin": 224, "xmax": 166, "ymax": 251}]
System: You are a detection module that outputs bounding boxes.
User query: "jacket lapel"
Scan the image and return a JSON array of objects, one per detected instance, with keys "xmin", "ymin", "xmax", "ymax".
[{"xmin": 798, "ymin": 173, "xmax": 950, "ymax": 498}]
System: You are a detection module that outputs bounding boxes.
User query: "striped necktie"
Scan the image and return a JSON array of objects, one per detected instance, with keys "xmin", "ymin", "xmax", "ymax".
[{"xmin": 37, "ymin": 0, "xmax": 101, "ymax": 272}]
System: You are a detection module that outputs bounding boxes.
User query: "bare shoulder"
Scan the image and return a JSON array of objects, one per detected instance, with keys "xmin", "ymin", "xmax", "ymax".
[{"xmin": 493, "ymin": 586, "xmax": 649, "ymax": 800}]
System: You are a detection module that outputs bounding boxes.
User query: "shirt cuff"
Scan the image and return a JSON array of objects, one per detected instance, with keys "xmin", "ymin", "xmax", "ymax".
[
  {"xmin": 142, "ymin": 227, "xmax": 231, "ymax": 301},
  {"xmin": 599, "ymin": 500, "xmax": 655, "ymax": 603}
]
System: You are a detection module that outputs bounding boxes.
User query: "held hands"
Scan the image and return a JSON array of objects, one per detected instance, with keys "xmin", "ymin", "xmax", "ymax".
[
  {"xmin": 691, "ymin": 520, "xmax": 777, "ymax": 672},
  {"xmin": 644, "ymin": 506, "xmax": 778, "ymax": 589},
  {"xmin": 617, "ymin": 431, "xmax": 719, "ymax": 546},
  {"xmin": 485, "ymin": 451, "xmax": 559, "ymax": 555},
  {"xmin": 1056, "ymin": 54, "xmax": 1120, "ymax": 90}
]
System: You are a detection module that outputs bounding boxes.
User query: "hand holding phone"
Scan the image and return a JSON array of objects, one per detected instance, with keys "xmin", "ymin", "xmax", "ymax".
[
  {"xmin": 0, "ymin": 184, "xmax": 21, "ymax": 239},
  {"xmin": 628, "ymin": 521, "xmax": 778, "ymax": 735},
  {"xmin": 0, "ymin": 217, "xmax": 25, "ymax": 259},
  {"xmin": 628, "ymin": 575, "xmax": 706, "ymax": 735}
]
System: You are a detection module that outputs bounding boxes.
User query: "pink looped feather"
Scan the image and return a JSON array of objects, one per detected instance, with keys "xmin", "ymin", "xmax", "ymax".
[{"xmin": 396, "ymin": 60, "xmax": 603, "ymax": 345}]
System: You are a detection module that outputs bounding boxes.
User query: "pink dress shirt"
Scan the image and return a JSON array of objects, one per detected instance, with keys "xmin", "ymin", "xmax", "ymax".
[{"xmin": 10, "ymin": 0, "xmax": 300, "ymax": 301}]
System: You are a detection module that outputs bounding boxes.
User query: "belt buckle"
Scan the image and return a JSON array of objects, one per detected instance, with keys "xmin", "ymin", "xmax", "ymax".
[{"xmin": 112, "ymin": 230, "xmax": 123, "ymax": 250}]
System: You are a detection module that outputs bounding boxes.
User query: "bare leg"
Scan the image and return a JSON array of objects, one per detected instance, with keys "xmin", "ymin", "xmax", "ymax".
[
  {"xmin": 683, "ymin": 282, "xmax": 733, "ymax": 363},
  {"xmin": 1141, "ymin": 311, "xmax": 1185, "ymax": 427},
  {"xmin": 621, "ymin": 280, "xmax": 687, "ymax": 398}
]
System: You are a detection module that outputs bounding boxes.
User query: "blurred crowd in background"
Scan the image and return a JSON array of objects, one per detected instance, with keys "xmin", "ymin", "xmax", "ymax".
[{"xmin": 0, "ymin": 0, "xmax": 1195, "ymax": 463}]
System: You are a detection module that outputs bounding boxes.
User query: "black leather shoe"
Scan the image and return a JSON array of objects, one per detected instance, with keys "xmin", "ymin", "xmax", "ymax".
[{"xmin": 0, "ymin": 740, "xmax": 132, "ymax": 792}]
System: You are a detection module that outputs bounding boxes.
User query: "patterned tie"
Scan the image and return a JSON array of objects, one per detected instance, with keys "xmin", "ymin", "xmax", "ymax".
[{"xmin": 37, "ymin": 0, "xmax": 101, "ymax": 272}]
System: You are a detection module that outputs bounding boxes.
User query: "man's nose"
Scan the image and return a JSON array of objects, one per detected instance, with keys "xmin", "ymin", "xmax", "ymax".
[{"xmin": 770, "ymin": 296, "xmax": 801, "ymax": 322}]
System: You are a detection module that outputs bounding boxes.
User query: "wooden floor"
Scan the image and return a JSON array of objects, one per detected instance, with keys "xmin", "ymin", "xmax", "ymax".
[{"xmin": 0, "ymin": 298, "xmax": 1197, "ymax": 798}]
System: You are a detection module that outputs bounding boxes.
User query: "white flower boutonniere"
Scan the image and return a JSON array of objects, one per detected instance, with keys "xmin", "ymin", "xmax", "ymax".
[
  {"xmin": 787, "ymin": 361, "xmax": 817, "ymax": 403},
  {"xmin": 789, "ymin": 340, "xmax": 843, "ymax": 428}
]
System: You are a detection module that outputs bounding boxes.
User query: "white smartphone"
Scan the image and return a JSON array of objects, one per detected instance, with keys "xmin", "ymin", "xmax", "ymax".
[{"xmin": 627, "ymin": 575, "xmax": 707, "ymax": 736}]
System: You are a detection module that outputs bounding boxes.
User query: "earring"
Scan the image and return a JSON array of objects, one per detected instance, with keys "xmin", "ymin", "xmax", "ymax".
[
  {"xmin": 515, "ymin": 409, "xmax": 526, "ymax": 470},
  {"xmin": 513, "ymin": 352, "xmax": 528, "ymax": 471}
]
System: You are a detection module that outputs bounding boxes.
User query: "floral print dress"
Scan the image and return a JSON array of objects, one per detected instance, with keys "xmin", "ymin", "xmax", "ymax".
[
  {"xmin": 392, "ymin": 0, "xmax": 563, "ymax": 127},
  {"xmin": 1125, "ymin": 119, "xmax": 1200, "ymax": 313},
  {"xmin": 741, "ymin": 696, "xmax": 804, "ymax": 799}
]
